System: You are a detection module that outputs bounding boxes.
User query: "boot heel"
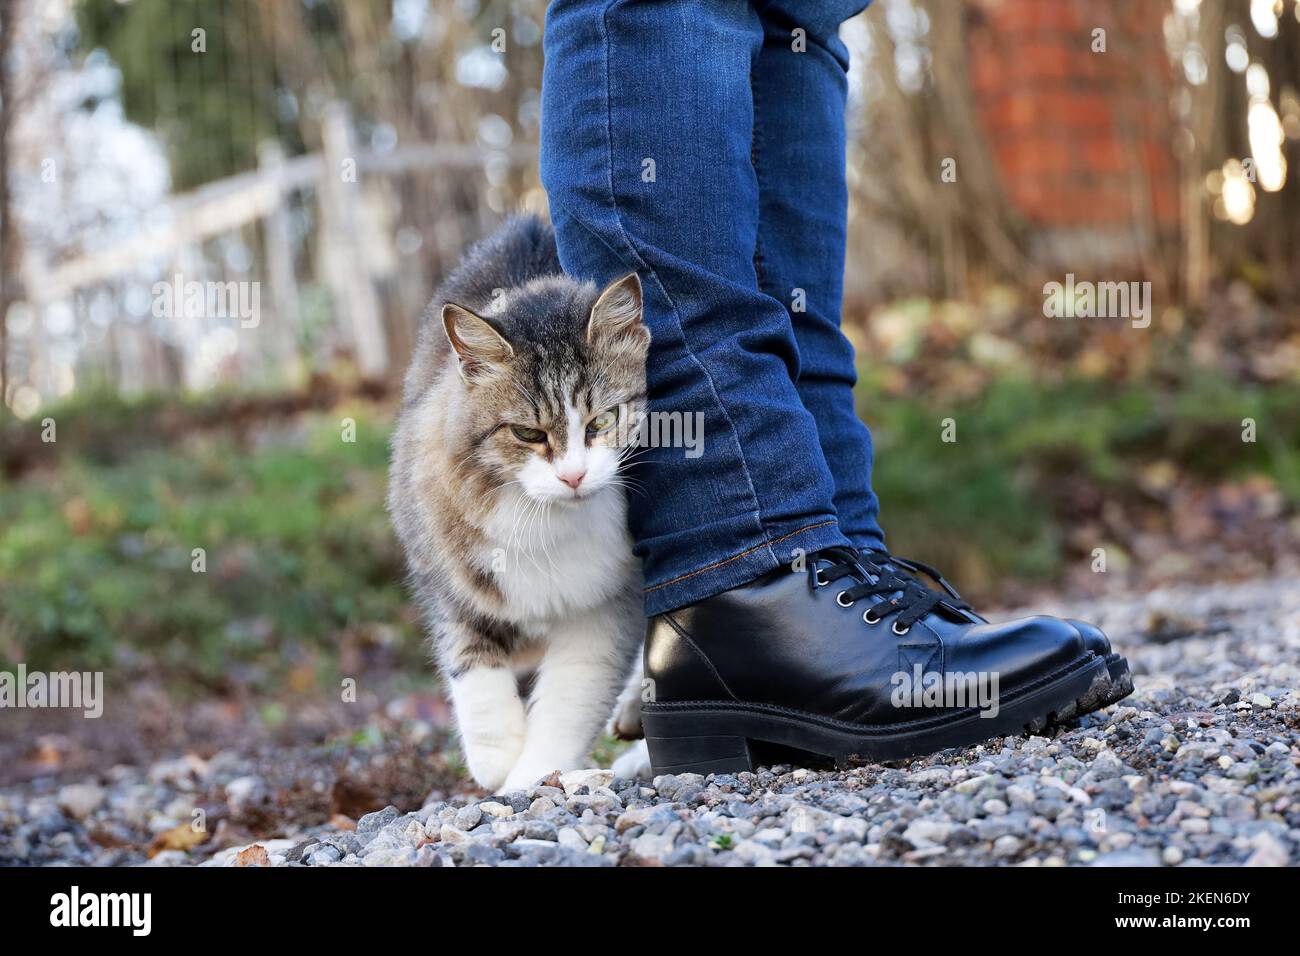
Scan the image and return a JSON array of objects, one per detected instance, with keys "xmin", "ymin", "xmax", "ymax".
[{"xmin": 644, "ymin": 732, "xmax": 753, "ymax": 776}]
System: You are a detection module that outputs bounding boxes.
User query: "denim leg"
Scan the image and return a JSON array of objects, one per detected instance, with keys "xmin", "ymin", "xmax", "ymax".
[
  {"xmin": 750, "ymin": 0, "xmax": 886, "ymax": 549},
  {"xmin": 541, "ymin": 0, "xmax": 852, "ymax": 615}
]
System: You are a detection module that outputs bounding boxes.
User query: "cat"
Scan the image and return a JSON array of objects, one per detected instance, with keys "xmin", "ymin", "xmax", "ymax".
[{"xmin": 388, "ymin": 215, "xmax": 650, "ymax": 792}]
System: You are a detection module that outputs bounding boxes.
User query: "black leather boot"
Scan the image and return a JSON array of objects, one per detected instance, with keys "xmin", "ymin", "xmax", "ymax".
[
  {"xmin": 642, "ymin": 547, "xmax": 1111, "ymax": 775},
  {"xmin": 857, "ymin": 549, "xmax": 1133, "ymax": 713}
]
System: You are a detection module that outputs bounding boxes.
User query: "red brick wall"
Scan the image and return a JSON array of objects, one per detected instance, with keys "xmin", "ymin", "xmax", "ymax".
[{"xmin": 965, "ymin": 0, "xmax": 1179, "ymax": 239}]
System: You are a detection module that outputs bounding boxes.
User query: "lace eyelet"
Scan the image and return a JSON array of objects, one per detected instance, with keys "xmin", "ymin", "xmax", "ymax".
[
  {"xmin": 836, "ymin": 591, "xmax": 855, "ymax": 608},
  {"xmin": 862, "ymin": 610, "xmax": 880, "ymax": 625},
  {"xmin": 892, "ymin": 621, "xmax": 911, "ymax": 636},
  {"xmin": 814, "ymin": 569, "xmax": 829, "ymax": 587}
]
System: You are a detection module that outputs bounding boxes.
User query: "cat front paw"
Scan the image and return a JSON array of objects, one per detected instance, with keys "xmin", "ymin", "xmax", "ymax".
[
  {"xmin": 607, "ymin": 661, "xmax": 647, "ymax": 740},
  {"xmin": 610, "ymin": 739, "xmax": 651, "ymax": 780},
  {"xmin": 462, "ymin": 732, "xmax": 527, "ymax": 792},
  {"xmin": 608, "ymin": 684, "xmax": 645, "ymax": 740}
]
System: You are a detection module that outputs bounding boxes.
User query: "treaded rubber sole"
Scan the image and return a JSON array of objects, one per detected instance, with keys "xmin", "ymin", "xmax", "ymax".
[
  {"xmin": 1102, "ymin": 653, "xmax": 1134, "ymax": 706},
  {"xmin": 1044, "ymin": 652, "xmax": 1133, "ymax": 729},
  {"xmin": 643, "ymin": 654, "xmax": 1110, "ymax": 775}
]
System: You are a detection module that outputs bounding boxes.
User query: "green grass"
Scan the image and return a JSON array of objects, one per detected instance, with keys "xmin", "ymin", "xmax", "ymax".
[
  {"xmin": 0, "ymin": 403, "xmax": 418, "ymax": 690},
  {"xmin": 865, "ymin": 370, "xmax": 1300, "ymax": 589}
]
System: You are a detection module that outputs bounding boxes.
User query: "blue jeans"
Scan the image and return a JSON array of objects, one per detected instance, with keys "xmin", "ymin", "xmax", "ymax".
[{"xmin": 541, "ymin": 0, "xmax": 883, "ymax": 615}]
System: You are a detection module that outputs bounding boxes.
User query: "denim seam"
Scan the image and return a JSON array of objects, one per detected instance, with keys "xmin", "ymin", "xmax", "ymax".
[
  {"xmin": 747, "ymin": 52, "xmax": 797, "ymax": 388},
  {"xmin": 643, "ymin": 518, "xmax": 836, "ymax": 593},
  {"xmin": 749, "ymin": 59, "xmax": 768, "ymax": 290},
  {"xmin": 598, "ymin": 0, "xmax": 769, "ymax": 551}
]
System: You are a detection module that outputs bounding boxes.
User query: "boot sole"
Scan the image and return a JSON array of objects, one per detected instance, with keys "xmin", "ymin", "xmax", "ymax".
[
  {"xmin": 1038, "ymin": 652, "xmax": 1133, "ymax": 728},
  {"xmin": 643, "ymin": 654, "xmax": 1109, "ymax": 776},
  {"xmin": 1103, "ymin": 653, "xmax": 1134, "ymax": 702}
]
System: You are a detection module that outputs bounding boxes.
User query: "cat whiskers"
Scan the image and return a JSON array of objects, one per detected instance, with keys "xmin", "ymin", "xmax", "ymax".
[
  {"xmin": 617, "ymin": 444, "xmax": 655, "ymax": 468},
  {"xmin": 512, "ymin": 492, "xmax": 553, "ymax": 577},
  {"xmin": 499, "ymin": 481, "xmax": 561, "ymax": 577},
  {"xmin": 481, "ymin": 477, "xmax": 545, "ymax": 576},
  {"xmin": 608, "ymin": 475, "xmax": 650, "ymax": 499}
]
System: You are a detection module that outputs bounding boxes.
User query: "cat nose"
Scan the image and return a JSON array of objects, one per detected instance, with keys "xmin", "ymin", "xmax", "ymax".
[{"xmin": 557, "ymin": 469, "xmax": 586, "ymax": 490}]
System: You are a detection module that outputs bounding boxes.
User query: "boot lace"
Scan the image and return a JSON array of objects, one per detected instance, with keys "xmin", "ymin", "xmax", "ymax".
[
  {"xmin": 808, "ymin": 547, "xmax": 944, "ymax": 635},
  {"xmin": 860, "ymin": 548, "xmax": 974, "ymax": 615}
]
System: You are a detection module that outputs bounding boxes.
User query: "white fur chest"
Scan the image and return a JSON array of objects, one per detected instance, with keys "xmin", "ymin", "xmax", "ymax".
[{"xmin": 478, "ymin": 487, "xmax": 638, "ymax": 623}]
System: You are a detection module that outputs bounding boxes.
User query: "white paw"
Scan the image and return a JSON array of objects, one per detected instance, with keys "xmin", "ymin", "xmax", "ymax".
[
  {"xmin": 450, "ymin": 668, "xmax": 528, "ymax": 791},
  {"xmin": 608, "ymin": 690, "xmax": 644, "ymax": 740},
  {"xmin": 610, "ymin": 739, "xmax": 651, "ymax": 780},
  {"xmin": 607, "ymin": 661, "xmax": 646, "ymax": 740},
  {"xmin": 462, "ymin": 731, "xmax": 527, "ymax": 792}
]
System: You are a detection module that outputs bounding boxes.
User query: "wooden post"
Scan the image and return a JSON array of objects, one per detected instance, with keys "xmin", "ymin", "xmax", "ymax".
[
  {"xmin": 258, "ymin": 141, "xmax": 305, "ymax": 385},
  {"xmin": 320, "ymin": 102, "xmax": 389, "ymax": 379}
]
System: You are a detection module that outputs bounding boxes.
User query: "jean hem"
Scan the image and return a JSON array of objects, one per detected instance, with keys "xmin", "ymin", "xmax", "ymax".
[
  {"xmin": 642, "ymin": 518, "xmax": 851, "ymax": 616},
  {"xmin": 843, "ymin": 530, "xmax": 887, "ymax": 552}
]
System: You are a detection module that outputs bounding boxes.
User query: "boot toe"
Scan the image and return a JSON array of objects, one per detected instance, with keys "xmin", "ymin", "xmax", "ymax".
[
  {"xmin": 947, "ymin": 615, "xmax": 1087, "ymax": 693},
  {"xmin": 1066, "ymin": 617, "xmax": 1113, "ymax": 658}
]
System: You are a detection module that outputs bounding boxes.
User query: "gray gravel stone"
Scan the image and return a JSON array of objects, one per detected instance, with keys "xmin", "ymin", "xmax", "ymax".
[
  {"xmin": 4, "ymin": 578, "xmax": 1297, "ymax": 868},
  {"xmin": 453, "ymin": 805, "xmax": 482, "ymax": 831}
]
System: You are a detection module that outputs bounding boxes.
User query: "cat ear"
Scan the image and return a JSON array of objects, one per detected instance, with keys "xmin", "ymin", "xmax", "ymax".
[
  {"xmin": 442, "ymin": 303, "xmax": 514, "ymax": 382},
  {"xmin": 586, "ymin": 273, "xmax": 647, "ymax": 347}
]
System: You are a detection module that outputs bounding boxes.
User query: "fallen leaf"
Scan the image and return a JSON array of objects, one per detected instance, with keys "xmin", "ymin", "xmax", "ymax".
[
  {"xmin": 233, "ymin": 844, "xmax": 271, "ymax": 867},
  {"xmin": 149, "ymin": 823, "xmax": 210, "ymax": 858},
  {"xmin": 89, "ymin": 827, "xmax": 133, "ymax": 849}
]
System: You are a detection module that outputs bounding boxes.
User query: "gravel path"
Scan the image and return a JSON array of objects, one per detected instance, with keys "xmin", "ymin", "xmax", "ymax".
[{"xmin": 3, "ymin": 576, "xmax": 1298, "ymax": 867}]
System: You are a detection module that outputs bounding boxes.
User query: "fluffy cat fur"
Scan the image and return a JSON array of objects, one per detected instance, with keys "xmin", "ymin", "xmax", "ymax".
[{"xmin": 388, "ymin": 215, "xmax": 649, "ymax": 791}]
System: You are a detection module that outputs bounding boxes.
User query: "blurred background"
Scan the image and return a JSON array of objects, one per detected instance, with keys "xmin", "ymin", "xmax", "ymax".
[{"xmin": 1, "ymin": 0, "xmax": 1298, "ymax": 791}]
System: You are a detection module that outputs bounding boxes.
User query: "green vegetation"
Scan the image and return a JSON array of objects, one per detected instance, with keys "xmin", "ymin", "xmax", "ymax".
[
  {"xmin": 75, "ymin": 0, "xmax": 306, "ymax": 189},
  {"xmin": 0, "ymin": 402, "xmax": 417, "ymax": 690},
  {"xmin": 866, "ymin": 371, "xmax": 1300, "ymax": 588}
]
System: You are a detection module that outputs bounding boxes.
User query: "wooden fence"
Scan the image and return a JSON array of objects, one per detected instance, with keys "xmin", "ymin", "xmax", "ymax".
[{"xmin": 14, "ymin": 103, "xmax": 536, "ymax": 400}]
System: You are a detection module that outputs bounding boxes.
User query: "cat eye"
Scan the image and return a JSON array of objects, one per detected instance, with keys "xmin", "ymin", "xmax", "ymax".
[
  {"xmin": 509, "ymin": 425, "xmax": 547, "ymax": 443},
  {"xmin": 588, "ymin": 409, "xmax": 618, "ymax": 433}
]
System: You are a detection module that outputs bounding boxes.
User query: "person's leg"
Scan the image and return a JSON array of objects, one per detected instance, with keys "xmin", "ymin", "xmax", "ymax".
[
  {"xmin": 538, "ymin": 2, "xmax": 1127, "ymax": 776},
  {"xmin": 540, "ymin": 0, "xmax": 852, "ymax": 616},
  {"xmin": 741, "ymin": 1, "xmax": 1131, "ymax": 716},
  {"xmin": 750, "ymin": 0, "xmax": 884, "ymax": 549}
]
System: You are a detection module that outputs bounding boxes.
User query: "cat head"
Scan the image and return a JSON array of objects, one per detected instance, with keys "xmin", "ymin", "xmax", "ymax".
[{"xmin": 441, "ymin": 272, "xmax": 650, "ymax": 504}]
